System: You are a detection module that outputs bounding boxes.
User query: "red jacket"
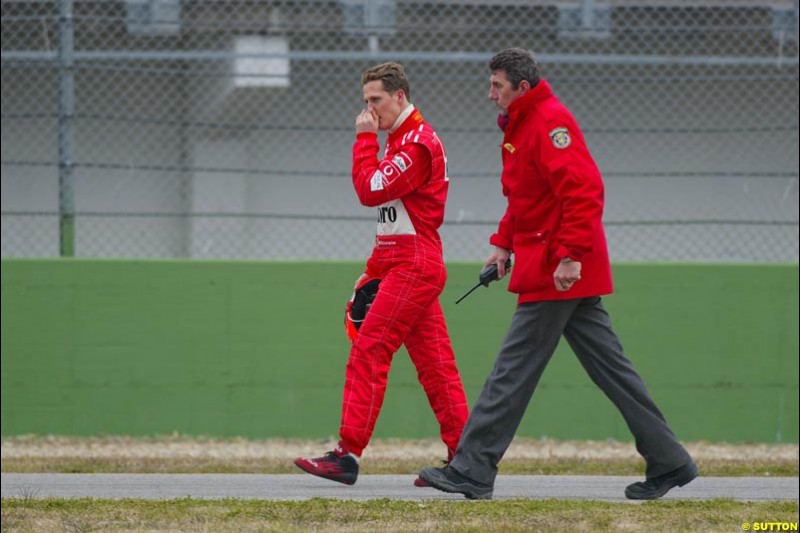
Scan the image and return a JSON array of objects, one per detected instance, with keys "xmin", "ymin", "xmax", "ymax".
[
  {"xmin": 352, "ymin": 107, "xmax": 449, "ymax": 247},
  {"xmin": 490, "ymin": 80, "xmax": 613, "ymax": 303}
]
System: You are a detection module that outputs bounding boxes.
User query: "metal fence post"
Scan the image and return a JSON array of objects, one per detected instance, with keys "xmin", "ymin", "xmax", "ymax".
[{"xmin": 57, "ymin": 0, "xmax": 75, "ymax": 257}]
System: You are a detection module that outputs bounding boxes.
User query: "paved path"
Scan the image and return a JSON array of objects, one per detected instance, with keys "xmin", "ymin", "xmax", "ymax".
[{"xmin": 2, "ymin": 474, "xmax": 797, "ymax": 501}]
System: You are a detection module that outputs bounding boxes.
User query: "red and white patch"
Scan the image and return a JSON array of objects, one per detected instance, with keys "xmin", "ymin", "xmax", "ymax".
[
  {"xmin": 392, "ymin": 151, "xmax": 412, "ymax": 172},
  {"xmin": 379, "ymin": 151, "xmax": 412, "ymax": 184}
]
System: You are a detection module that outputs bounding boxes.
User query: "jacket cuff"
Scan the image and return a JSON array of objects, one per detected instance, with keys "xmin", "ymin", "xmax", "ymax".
[
  {"xmin": 490, "ymin": 233, "xmax": 513, "ymax": 251},
  {"xmin": 356, "ymin": 132, "xmax": 379, "ymax": 141},
  {"xmin": 557, "ymin": 244, "xmax": 585, "ymax": 261}
]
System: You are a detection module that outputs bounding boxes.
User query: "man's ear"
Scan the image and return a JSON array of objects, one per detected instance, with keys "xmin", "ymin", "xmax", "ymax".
[{"xmin": 518, "ymin": 80, "xmax": 531, "ymax": 92}]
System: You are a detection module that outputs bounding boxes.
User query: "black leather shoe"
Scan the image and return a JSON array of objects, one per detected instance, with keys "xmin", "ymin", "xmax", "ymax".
[
  {"xmin": 418, "ymin": 465, "xmax": 493, "ymax": 500},
  {"xmin": 625, "ymin": 461, "xmax": 699, "ymax": 500}
]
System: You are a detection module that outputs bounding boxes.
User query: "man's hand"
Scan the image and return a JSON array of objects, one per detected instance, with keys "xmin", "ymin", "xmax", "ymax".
[
  {"xmin": 355, "ymin": 109, "xmax": 379, "ymax": 134},
  {"xmin": 484, "ymin": 246, "xmax": 511, "ymax": 279},
  {"xmin": 554, "ymin": 259, "xmax": 581, "ymax": 291}
]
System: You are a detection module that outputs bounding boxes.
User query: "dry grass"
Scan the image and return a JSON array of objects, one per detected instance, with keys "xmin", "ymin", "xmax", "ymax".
[{"xmin": 2, "ymin": 435, "xmax": 798, "ymax": 476}]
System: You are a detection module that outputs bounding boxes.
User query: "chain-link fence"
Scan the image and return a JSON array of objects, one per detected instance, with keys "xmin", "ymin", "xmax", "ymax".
[{"xmin": 2, "ymin": 0, "xmax": 798, "ymax": 261}]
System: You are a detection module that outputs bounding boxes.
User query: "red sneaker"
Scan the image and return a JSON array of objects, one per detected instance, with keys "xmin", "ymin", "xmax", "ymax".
[
  {"xmin": 414, "ymin": 475, "xmax": 431, "ymax": 487},
  {"xmin": 294, "ymin": 443, "xmax": 359, "ymax": 485}
]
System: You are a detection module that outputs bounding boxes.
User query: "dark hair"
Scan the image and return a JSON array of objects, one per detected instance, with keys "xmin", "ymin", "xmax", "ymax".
[
  {"xmin": 361, "ymin": 62, "xmax": 411, "ymax": 99},
  {"xmin": 489, "ymin": 48, "xmax": 541, "ymax": 89}
]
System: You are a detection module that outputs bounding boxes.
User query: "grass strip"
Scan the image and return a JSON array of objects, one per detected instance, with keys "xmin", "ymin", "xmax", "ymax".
[
  {"xmin": 2, "ymin": 497, "xmax": 798, "ymax": 533},
  {"xmin": 2, "ymin": 456, "xmax": 797, "ymax": 477},
  {"xmin": 3, "ymin": 436, "xmax": 797, "ymax": 477}
]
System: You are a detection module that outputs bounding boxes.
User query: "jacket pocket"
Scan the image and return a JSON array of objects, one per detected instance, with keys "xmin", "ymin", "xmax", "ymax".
[{"xmin": 508, "ymin": 230, "xmax": 553, "ymax": 294}]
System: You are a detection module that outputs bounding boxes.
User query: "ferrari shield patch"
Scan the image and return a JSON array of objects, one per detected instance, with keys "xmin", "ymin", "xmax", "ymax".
[{"xmin": 549, "ymin": 127, "xmax": 571, "ymax": 149}]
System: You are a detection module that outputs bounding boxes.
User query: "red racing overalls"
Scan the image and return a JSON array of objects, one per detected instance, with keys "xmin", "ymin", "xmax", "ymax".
[{"xmin": 341, "ymin": 106, "xmax": 469, "ymax": 456}]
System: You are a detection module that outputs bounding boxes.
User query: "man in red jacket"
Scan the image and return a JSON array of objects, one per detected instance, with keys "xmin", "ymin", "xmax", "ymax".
[
  {"xmin": 295, "ymin": 62, "xmax": 469, "ymax": 485},
  {"xmin": 419, "ymin": 48, "xmax": 697, "ymax": 500}
]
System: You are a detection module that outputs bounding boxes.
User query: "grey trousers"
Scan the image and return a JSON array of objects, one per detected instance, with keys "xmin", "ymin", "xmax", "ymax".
[{"xmin": 450, "ymin": 296, "xmax": 692, "ymax": 486}]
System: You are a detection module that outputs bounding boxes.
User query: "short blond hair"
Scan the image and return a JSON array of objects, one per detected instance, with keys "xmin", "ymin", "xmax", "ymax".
[{"xmin": 361, "ymin": 62, "xmax": 411, "ymax": 99}]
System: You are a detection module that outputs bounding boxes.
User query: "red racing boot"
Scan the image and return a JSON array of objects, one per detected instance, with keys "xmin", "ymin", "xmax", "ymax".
[{"xmin": 294, "ymin": 442, "xmax": 359, "ymax": 485}]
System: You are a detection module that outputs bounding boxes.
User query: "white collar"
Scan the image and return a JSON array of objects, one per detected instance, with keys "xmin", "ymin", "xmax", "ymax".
[{"xmin": 389, "ymin": 104, "xmax": 415, "ymax": 134}]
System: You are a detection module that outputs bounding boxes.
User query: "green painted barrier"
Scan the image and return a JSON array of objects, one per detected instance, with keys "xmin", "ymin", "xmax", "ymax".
[{"xmin": 2, "ymin": 259, "xmax": 797, "ymax": 443}]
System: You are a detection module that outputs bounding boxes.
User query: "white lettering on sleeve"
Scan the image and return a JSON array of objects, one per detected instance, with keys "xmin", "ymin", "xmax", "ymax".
[{"xmin": 370, "ymin": 170, "xmax": 386, "ymax": 191}]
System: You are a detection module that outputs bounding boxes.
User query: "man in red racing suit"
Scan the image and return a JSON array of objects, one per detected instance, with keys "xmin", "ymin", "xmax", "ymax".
[{"xmin": 294, "ymin": 62, "xmax": 469, "ymax": 486}]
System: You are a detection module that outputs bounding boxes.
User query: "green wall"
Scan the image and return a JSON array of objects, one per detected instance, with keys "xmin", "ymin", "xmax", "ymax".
[{"xmin": 2, "ymin": 259, "xmax": 797, "ymax": 443}]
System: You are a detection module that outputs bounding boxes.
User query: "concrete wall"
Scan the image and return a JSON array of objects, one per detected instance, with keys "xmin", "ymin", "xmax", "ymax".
[{"xmin": 2, "ymin": 259, "xmax": 797, "ymax": 443}]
